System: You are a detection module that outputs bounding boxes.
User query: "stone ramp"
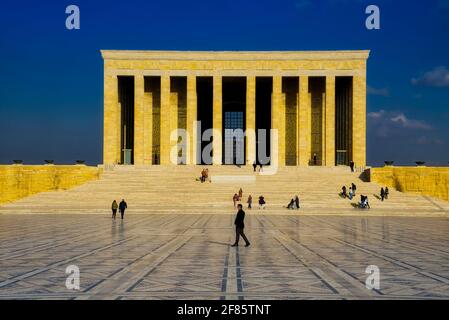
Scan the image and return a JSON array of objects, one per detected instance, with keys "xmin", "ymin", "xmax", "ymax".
[{"xmin": 0, "ymin": 166, "xmax": 448, "ymax": 215}]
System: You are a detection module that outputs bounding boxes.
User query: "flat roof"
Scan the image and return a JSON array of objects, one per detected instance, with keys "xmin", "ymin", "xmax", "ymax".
[{"xmin": 101, "ymin": 50, "xmax": 370, "ymax": 61}]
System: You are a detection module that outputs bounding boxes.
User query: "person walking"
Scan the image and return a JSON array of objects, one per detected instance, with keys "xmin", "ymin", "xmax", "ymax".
[
  {"xmin": 349, "ymin": 160, "xmax": 355, "ymax": 172},
  {"xmin": 287, "ymin": 198, "xmax": 295, "ymax": 209},
  {"xmin": 385, "ymin": 187, "xmax": 389, "ymax": 200},
  {"xmin": 247, "ymin": 195, "xmax": 252, "ymax": 209},
  {"xmin": 313, "ymin": 153, "xmax": 317, "ymax": 166},
  {"xmin": 380, "ymin": 187, "xmax": 385, "ymax": 202},
  {"xmin": 351, "ymin": 183, "xmax": 357, "ymax": 196},
  {"xmin": 119, "ymin": 199, "xmax": 127, "ymax": 219},
  {"xmin": 231, "ymin": 204, "xmax": 250, "ymax": 247},
  {"xmin": 252, "ymin": 161, "xmax": 257, "ymax": 172},
  {"xmin": 238, "ymin": 188, "xmax": 243, "ymax": 201},
  {"xmin": 342, "ymin": 186, "xmax": 347, "ymax": 199},
  {"xmin": 111, "ymin": 200, "xmax": 118, "ymax": 219},
  {"xmin": 295, "ymin": 195, "xmax": 300, "ymax": 209},
  {"xmin": 349, "ymin": 187, "xmax": 353, "ymax": 200}
]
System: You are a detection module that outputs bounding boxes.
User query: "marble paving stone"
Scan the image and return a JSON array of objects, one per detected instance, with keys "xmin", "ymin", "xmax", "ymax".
[{"xmin": 0, "ymin": 214, "xmax": 448, "ymax": 300}]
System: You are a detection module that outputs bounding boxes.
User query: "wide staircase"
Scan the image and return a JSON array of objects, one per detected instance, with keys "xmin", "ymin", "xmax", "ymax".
[{"xmin": 1, "ymin": 165, "xmax": 448, "ymax": 215}]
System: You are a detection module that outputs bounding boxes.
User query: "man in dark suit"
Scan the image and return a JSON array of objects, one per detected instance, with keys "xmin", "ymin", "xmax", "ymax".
[
  {"xmin": 231, "ymin": 204, "xmax": 250, "ymax": 247},
  {"xmin": 119, "ymin": 199, "xmax": 127, "ymax": 220}
]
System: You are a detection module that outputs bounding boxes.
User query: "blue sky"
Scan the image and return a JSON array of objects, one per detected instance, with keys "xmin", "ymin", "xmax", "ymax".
[{"xmin": 0, "ymin": 0, "xmax": 448, "ymax": 166}]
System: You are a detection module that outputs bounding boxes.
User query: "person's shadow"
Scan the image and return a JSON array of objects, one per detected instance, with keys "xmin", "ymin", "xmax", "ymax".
[
  {"xmin": 373, "ymin": 194, "xmax": 382, "ymax": 200},
  {"xmin": 208, "ymin": 241, "xmax": 231, "ymax": 246}
]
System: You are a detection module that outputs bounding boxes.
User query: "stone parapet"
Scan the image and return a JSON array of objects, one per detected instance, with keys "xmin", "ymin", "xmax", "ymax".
[
  {"xmin": 368, "ymin": 166, "xmax": 449, "ymax": 202},
  {"xmin": 0, "ymin": 165, "xmax": 101, "ymax": 205}
]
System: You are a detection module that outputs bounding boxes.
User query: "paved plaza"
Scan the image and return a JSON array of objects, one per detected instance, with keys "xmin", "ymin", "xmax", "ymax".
[{"xmin": 0, "ymin": 214, "xmax": 448, "ymax": 300}]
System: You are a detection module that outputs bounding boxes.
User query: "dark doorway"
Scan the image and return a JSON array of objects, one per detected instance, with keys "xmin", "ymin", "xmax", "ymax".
[
  {"xmin": 309, "ymin": 77, "xmax": 325, "ymax": 166},
  {"xmin": 256, "ymin": 77, "xmax": 272, "ymax": 165},
  {"xmin": 196, "ymin": 77, "xmax": 213, "ymax": 165},
  {"xmin": 171, "ymin": 77, "xmax": 187, "ymax": 164},
  {"xmin": 335, "ymin": 77, "xmax": 353, "ymax": 165},
  {"xmin": 118, "ymin": 76, "xmax": 134, "ymax": 164},
  {"xmin": 283, "ymin": 77, "xmax": 299, "ymax": 166},
  {"xmin": 145, "ymin": 76, "xmax": 161, "ymax": 164},
  {"xmin": 222, "ymin": 77, "xmax": 246, "ymax": 165}
]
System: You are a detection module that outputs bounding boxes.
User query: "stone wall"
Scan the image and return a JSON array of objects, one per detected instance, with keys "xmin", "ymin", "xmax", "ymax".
[
  {"xmin": 369, "ymin": 166, "xmax": 449, "ymax": 202},
  {"xmin": 0, "ymin": 165, "xmax": 101, "ymax": 205}
]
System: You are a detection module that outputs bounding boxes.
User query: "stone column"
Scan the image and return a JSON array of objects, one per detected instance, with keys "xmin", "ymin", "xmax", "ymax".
[
  {"xmin": 160, "ymin": 75, "xmax": 171, "ymax": 165},
  {"xmin": 186, "ymin": 75, "xmax": 197, "ymax": 165},
  {"xmin": 213, "ymin": 75, "xmax": 222, "ymax": 165},
  {"xmin": 134, "ymin": 75, "xmax": 145, "ymax": 165},
  {"xmin": 246, "ymin": 75, "xmax": 256, "ymax": 165},
  {"xmin": 271, "ymin": 76, "xmax": 285, "ymax": 166},
  {"xmin": 103, "ymin": 75, "xmax": 120, "ymax": 165},
  {"xmin": 170, "ymin": 90, "xmax": 178, "ymax": 164},
  {"xmin": 324, "ymin": 76, "xmax": 336, "ymax": 166},
  {"xmin": 352, "ymin": 73, "xmax": 367, "ymax": 168},
  {"xmin": 143, "ymin": 88, "xmax": 153, "ymax": 165},
  {"xmin": 299, "ymin": 76, "xmax": 311, "ymax": 166}
]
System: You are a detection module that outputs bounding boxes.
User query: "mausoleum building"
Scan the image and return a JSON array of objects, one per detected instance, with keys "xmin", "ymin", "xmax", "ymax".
[{"xmin": 101, "ymin": 50, "xmax": 369, "ymax": 167}]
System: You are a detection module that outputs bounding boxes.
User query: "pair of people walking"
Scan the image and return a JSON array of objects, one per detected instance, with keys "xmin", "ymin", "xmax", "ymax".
[
  {"xmin": 252, "ymin": 162, "xmax": 263, "ymax": 173},
  {"xmin": 111, "ymin": 199, "xmax": 127, "ymax": 219},
  {"xmin": 380, "ymin": 187, "xmax": 389, "ymax": 201}
]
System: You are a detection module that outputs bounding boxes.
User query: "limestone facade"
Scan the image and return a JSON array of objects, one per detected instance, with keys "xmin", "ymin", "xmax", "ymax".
[{"xmin": 101, "ymin": 50, "xmax": 369, "ymax": 167}]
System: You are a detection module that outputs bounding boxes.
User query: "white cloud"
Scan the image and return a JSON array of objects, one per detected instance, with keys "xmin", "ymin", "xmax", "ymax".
[
  {"xmin": 411, "ymin": 66, "xmax": 449, "ymax": 87},
  {"xmin": 390, "ymin": 113, "xmax": 432, "ymax": 130},
  {"xmin": 367, "ymin": 86, "xmax": 389, "ymax": 97},
  {"xmin": 367, "ymin": 109, "xmax": 386, "ymax": 119},
  {"xmin": 368, "ymin": 109, "xmax": 432, "ymax": 138}
]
